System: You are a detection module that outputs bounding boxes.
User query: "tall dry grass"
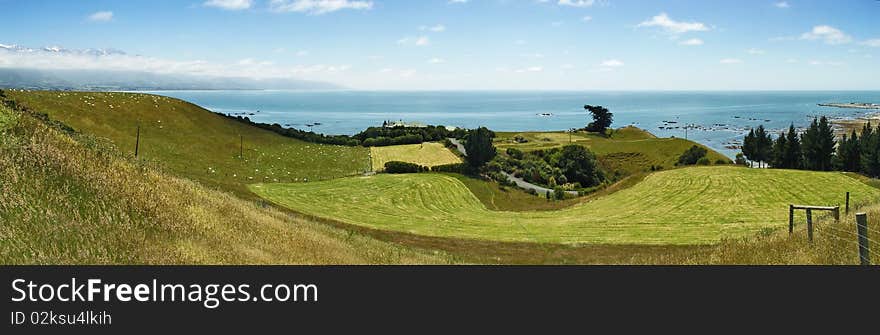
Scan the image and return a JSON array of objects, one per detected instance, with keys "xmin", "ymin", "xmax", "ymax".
[{"xmin": 0, "ymin": 100, "xmax": 449, "ymax": 264}]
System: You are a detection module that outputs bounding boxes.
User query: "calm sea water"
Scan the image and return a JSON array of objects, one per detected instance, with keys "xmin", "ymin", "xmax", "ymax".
[{"xmin": 147, "ymin": 90, "xmax": 880, "ymax": 158}]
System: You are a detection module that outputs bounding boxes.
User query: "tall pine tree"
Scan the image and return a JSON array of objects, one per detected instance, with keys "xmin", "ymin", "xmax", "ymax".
[
  {"xmin": 860, "ymin": 122, "xmax": 880, "ymax": 177},
  {"xmin": 783, "ymin": 124, "xmax": 802, "ymax": 169},
  {"xmin": 772, "ymin": 131, "xmax": 787, "ymax": 168}
]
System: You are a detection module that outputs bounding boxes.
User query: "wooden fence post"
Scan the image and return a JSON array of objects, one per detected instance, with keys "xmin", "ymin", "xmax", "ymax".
[
  {"xmin": 834, "ymin": 206, "xmax": 840, "ymax": 223},
  {"xmin": 856, "ymin": 213, "xmax": 871, "ymax": 266},
  {"xmin": 789, "ymin": 204, "xmax": 794, "ymax": 234},
  {"xmin": 845, "ymin": 192, "xmax": 850, "ymax": 214},
  {"xmin": 135, "ymin": 125, "xmax": 140, "ymax": 157},
  {"xmin": 806, "ymin": 209, "xmax": 813, "ymax": 243}
]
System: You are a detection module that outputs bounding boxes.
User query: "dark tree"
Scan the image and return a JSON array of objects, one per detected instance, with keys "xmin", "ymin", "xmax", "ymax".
[
  {"xmin": 782, "ymin": 124, "xmax": 803, "ymax": 169},
  {"xmin": 860, "ymin": 122, "xmax": 880, "ymax": 177},
  {"xmin": 755, "ymin": 125, "xmax": 773, "ymax": 168},
  {"xmin": 771, "ymin": 131, "xmax": 787, "ymax": 168},
  {"xmin": 836, "ymin": 129, "xmax": 860, "ymax": 172},
  {"xmin": 677, "ymin": 145, "xmax": 708, "ymax": 165},
  {"xmin": 742, "ymin": 129, "xmax": 756, "ymax": 167},
  {"xmin": 584, "ymin": 105, "xmax": 613, "ymax": 135},
  {"xmin": 555, "ymin": 144, "xmax": 604, "ymax": 187},
  {"xmin": 802, "ymin": 117, "xmax": 836, "ymax": 171},
  {"xmin": 464, "ymin": 127, "xmax": 497, "ymax": 169}
]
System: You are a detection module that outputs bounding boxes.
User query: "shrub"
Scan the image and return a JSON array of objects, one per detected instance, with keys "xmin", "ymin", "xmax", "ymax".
[
  {"xmin": 697, "ymin": 157, "xmax": 711, "ymax": 165},
  {"xmin": 431, "ymin": 163, "xmax": 465, "ymax": 173},
  {"xmin": 677, "ymin": 145, "xmax": 708, "ymax": 165},
  {"xmin": 506, "ymin": 147, "xmax": 524, "ymax": 160},
  {"xmin": 714, "ymin": 159, "xmax": 729, "ymax": 165},
  {"xmin": 384, "ymin": 161, "xmax": 424, "ymax": 173},
  {"xmin": 525, "ymin": 188, "xmax": 538, "ymax": 196},
  {"xmin": 735, "ymin": 153, "xmax": 748, "ymax": 166},
  {"xmin": 554, "ymin": 186, "xmax": 566, "ymax": 200}
]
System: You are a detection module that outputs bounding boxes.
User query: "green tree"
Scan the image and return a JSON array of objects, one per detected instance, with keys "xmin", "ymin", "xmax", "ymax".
[
  {"xmin": 463, "ymin": 127, "xmax": 497, "ymax": 170},
  {"xmin": 802, "ymin": 117, "xmax": 836, "ymax": 171},
  {"xmin": 771, "ymin": 131, "xmax": 787, "ymax": 168},
  {"xmin": 555, "ymin": 144, "xmax": 604, "ymax": 187},
  {"xmin": 677, "ymin": 145, "xmax": 708, "ymax": 165},
  {"xmin": 783, "ymin": 124, "xmax": 802, "ymax": 169},
  {"xmin": 860, "ymin": 122, "xmax": 880, "ymax": 177},
  {"xmin": 836, "ymin": 129, "xmax": 860, "ymax": 172},
  {"xmin": 753, "ymin": 125, "xmax": 772, "ymax": 168},
  {"xmin": 742, "ymin": 129, "xmax": 756, "ymax": 167},
  {"xmin": 584, "ymin": 105, "xmax": 613, "ymax": 135}
]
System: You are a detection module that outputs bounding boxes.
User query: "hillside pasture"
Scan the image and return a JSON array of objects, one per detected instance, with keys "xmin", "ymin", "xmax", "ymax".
[
  {"xmin": 251, "ymin": 166, "xmax": 880, "ymax": 245},
  {"xmin": 4, "ymin": 90, "xmax": 370, "ymax": 197},
  {"xmin": 495, "ymin": 126, "xmax": 730, "ymax": 175},
  {"xmin": 370, "ymin": 142, "xmax": 461, "ymax": 171}
]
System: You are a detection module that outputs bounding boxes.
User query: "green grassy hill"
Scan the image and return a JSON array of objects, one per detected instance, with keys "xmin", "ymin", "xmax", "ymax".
[
  {"xmin": 4, "ymin": 90, "xmax": 370, "ymax": 198},
  {"xmin": 495, "ymin": 126, "xmax": 730, "ymax": 175},
  {"xmin": 0, "ymin": 100, "xmax": 446, "ymax": 264},
  {"xmin": 251, "ymin": 167, "xmax": 880, "ymax": 245}
]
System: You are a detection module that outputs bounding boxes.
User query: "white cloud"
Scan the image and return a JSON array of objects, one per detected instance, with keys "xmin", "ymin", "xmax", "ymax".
[
  {"xmin": 800, "ymin": 25, "xmax": 852, "ymax": 45},
  {"xmin": 747, "ymin": 48, "xmax": 765, "ymax": 55},
  {"xmin": 515, "ymin": 66, "xmax": 543, "ymax": 73},
  {"xmin": 774, "ymin": 1, "xmax": 790, "ymax": 8},
  {"xmin": 636, "ymin": 12, "xmax": 709, "ymax": 34},
  {"xmin": 808, "ymin": 60, "xmax": 845, "ymax": 66},
  {"xmin": 551, "ymin": 21, "xmax": 564, "ymax": 27},
  {"xmin": 720, "ymin": 58, "xmax": 743, "ymax": 64},
  {"xmin": 582, "ymin": 16, "xmax": 592, "ymax": 22},
  {"xmin": 295, "ymin": 50, "xmax": 310, "ymax": 56},
  {"xmin": 269, "ymin": 0, "xmax": 373, "ymax": 15},
  {"xmin": 448, "ymin": 0, "xmax": 468, "ymax": 3},
  {"xmin": 420, "ymin": 24, "xmax": 446, "ymax": 32},
  {"xmin": 600, "ymin": 59, "xmax": 624, "ymax": 67},
  {"xmin": 558, "ymin": 0, "xmax": 595, "ymax": 8},
  {"xmin": 861, "ymin": 39, "xmax": 880, "ymax": 47},
  {"xmin": 415, "ymin": 36, "xmax": 430, "ymax": 46},
  {"xmin": 87, "ymin": 11, "xmax": 113, "ymax": 22},
  {"xmin": 520, "ymin": 53, "xmax": 545, "ymax": 59},
  {"xmin": 560, "ymin": 64, "xmax": 574, "ymax": 69},
  {"xmin": 0, "ymin": 43, "xmax": 348, "ymax": 80},
  {"xmin": 514, "ymin": 40, "xmax": 527, "ymax": 45},
  {"xmin": 428, "ymin": 57, "xmax": 445, "ymax": 64},
  {"xmin": 203, "ymin": 0, "xmax": 253, "ymax": 10},
  {"xmin": 679, "ymin": 38, "xmax": 704, "ymax": 46}
]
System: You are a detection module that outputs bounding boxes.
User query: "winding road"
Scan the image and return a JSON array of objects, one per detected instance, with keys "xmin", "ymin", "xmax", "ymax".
[{"xmin": 446, "ymin": 138, "xmax": 578, "ymax": 197}]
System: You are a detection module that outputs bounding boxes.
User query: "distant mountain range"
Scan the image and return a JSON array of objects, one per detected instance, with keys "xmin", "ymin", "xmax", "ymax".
[{"xmin": 0, "ymin": 44, "xmax": 342, "ymax": 91}]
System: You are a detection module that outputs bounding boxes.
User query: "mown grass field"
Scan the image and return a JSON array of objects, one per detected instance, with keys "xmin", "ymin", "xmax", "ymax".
[
  {"xmin": 4, "ymin": 90, "xmax": 370, "ymax": 198},
  {"xmin": 251, "ymin": 167, "xmax": 880, "ymax": 245},
  {"xmin": 495, "ymin": 126, "xmax": 730, "ymax": 175},
  {"xmin": 370, "ymin": 142, "xmax": 461, "ymax": 171},
  {"xmin": 0, "ymin": 100, "xmax": 447, "ymax": 264}
]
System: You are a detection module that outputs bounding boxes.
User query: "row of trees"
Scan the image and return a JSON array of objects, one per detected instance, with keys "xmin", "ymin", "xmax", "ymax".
[
  {"xmin": 219, "ymin": 114, "xmax": 467, "ymax": 147},
  {"xmin": 741, "ymin": 116, "xmax": 858, "ymax": 173}
]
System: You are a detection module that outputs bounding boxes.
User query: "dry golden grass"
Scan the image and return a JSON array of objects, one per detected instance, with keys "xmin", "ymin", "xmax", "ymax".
[
  {"xmin": 0, "ymin": 101, "xmax": 449, "ymax": 265},
  {"xmin": 370, "ymin": 142, "xmax": 461, "ymax": 171}
]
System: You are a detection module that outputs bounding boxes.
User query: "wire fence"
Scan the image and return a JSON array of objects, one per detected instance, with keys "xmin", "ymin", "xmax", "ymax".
[{"xmin": 789, "ymin": 195, "xmax": 877, "ymax": 265}]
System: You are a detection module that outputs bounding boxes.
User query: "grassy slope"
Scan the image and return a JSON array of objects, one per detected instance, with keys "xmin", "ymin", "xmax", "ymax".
[
  {"xmin": 251, "ymin": 167, "xmax": 880, "ymax": 245},
  {"xmin": 495, "ymin": 126, "xmax": 730, "ymax": 175},
  {"xmin": 370, "ymin": 142, "xmax": 461, "ymax": 171},
  {"xmin": 4, "ymin": 90, "xmax": 370, "ymax": 198},
  {"xmin": 0, "ymin": 102, "xmax": 447, "ymax": 265}
]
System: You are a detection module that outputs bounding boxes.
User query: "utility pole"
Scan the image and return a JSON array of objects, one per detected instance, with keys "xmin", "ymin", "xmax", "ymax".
[{"xmin": 134, "ymin": 124, "xmax": 140, "ymax": 157}]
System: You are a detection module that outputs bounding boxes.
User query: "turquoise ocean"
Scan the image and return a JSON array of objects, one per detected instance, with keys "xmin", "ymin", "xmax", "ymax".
[{"xmin": 148, "ymin": 90, "xmax": 880, "ymax": 158}]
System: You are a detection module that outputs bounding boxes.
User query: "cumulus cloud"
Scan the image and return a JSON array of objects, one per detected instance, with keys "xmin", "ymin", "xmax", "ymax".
[
  {"xmin": 774, "ymin": 1, "xmax": 790, "ymax": 8},
  {"xmin": 427, "ymin": 57, "xmax": 445, "ymax": 64},
  {"xmin": 87, "ymin": 11, "xmax": 113, "ymax": 22},
  {"xmin": 558, "ymin": 0, "xmax": 595, "ymax": 8},
  {"xmin": 636, "ymin": 12, "xmax": 709, "ymax": 34},
  {"xmin": 720, "ymin": 58, "xmax": 743, "ymax": 64},
  {"xmin": 269, "ymin": 0, "xmax": 373, "ymax": 15},
  {"xmin": 0, "ymin": 43, "xmax": 349, "ymax": 80},
  {"xmin": 448, "ymin": 0, "xmax": 468, "ymax": 3},
  {"xmin": 203, "ymin": 0, "xmax": 253, "ymax": 10},
  {"xmin": 420, "ymin": 24, "xmax": 446, "ymax": 32},
  {"xmin": 679, "ymin": 38, "xmax": 704, "ymax": 46},
  {"xmin": 582, "ymin": 16, "xmax": 592, "ymax": 22},
  {"xmin": 861, "ymin": 39, "xmax": 880, "ymax": 47},
  {"xmin": 747, "ymin": 48, "xmax": 765, "ymax": 55},
  {"xmin": 515, "ymin": 66, "xmax": 543, "ymax": 73},
  {"xmin": 600, "ymin": 59, "xmax": 624, "ymax": 67},
  {"xmin": 800, "ymin": 25, "xmax": 852, "ymax": 45}
]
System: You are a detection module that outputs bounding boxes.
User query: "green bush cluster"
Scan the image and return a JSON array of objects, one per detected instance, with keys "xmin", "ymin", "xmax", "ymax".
[{"xmin": 384, "ymin": 161, "xmax": 429, "ymax": 173}]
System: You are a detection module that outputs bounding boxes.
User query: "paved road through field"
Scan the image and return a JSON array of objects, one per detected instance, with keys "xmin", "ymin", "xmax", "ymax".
[{"xmin": 447, "ymin": 137, "xmax": 577, "ymax": 197}]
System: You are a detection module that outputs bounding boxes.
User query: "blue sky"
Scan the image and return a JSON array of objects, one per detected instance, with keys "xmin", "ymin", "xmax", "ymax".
[{"xmin": 1, "ymin": 0, "xmax": 878, "ymax": 90}]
